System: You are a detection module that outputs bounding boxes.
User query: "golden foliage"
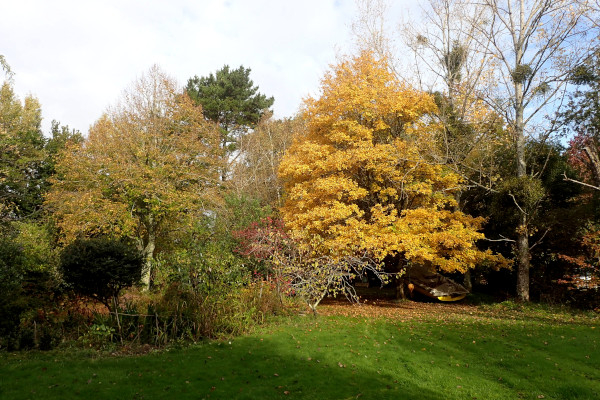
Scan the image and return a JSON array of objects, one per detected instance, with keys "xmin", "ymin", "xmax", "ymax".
[
  {"xmin": 46, "ymin": 66, "xmax": 222, "ymax": 252},
  {"xmin": 279, "ymin": 51, "xmax": 506, "ymax": 273}
]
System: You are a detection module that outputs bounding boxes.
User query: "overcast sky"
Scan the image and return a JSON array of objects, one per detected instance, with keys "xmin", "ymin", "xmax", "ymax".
[{"xmin": 1, "ymin": 0, "xmax": 415, "ymax": 136}]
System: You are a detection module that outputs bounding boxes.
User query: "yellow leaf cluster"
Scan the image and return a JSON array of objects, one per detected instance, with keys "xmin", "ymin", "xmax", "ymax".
[
  {"xmin": 45, "ymin": 66, "xmax": 222, "ymax": 246},
  {"xmin": 279, "ymin": 51, "xmax": 505, "ymax": 273}
]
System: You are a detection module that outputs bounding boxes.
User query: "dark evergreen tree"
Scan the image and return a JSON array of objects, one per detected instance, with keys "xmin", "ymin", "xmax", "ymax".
[{"xmin": 186, "ymin": 65, "xmax": 274, "ymax": 179}]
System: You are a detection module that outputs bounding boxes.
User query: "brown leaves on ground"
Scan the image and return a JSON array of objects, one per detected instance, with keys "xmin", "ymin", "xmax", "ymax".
[
  {"xmin": 317, "ymin": 298, "xmax": 483, "ymax": 322},
  {"xmin": 316, "ymin": 298, "xmax": 600, "ymax": 326}
]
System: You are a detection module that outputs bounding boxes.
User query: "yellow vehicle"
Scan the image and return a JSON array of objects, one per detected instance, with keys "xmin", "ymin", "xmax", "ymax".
[{"xmin": 407, "ymin": 265, "xmax": 469, "ymax": 302}]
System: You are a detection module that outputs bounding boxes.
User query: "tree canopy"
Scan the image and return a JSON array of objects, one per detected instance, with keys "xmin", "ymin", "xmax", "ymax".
[
  {"xmin": 278, "ymin": 51, "xmax": 506, "ymax": 273},
  {"xmin": 186, "ymin": 65, "xmax": 274, "ymax": 179},
  {"xmin": 46, "ymin": 66, "xmax": 222, "ymax": 288},
  {"xmin": 0, "ymin": 81, "xmax": 46, "ymax": 221},
  {"xmin": 232, "ymin": 114, "xmax": 304, "ymax": 207},
  {"xmin": 186, "ymin": 65, "xmax": 274, "ymax": 134}
]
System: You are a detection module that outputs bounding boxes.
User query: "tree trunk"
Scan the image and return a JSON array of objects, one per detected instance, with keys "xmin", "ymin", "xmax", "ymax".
[
  {"xmin": 583, "ymin": 145, "xmax": 600, "ymax": 187},
  {"xmin": 515, "ymin": 73, "xmax": 530, "ymax": 302},
  {"xmin": 139, "ymin": 217, "xmax": 157, "ymax": 290},
  {"xmin": 140, "ymin": 255, "xmax": 153, "ymax": 290},
  {"xmin": 396, "ymin": 279, "xmax": 406, "ymax": 300},
  {"xmin": 463, "ymin": 270, "xmax": 472, "ymax": 292},
  {"xmin": 516, "ymin": 212, "xmax": 530, "ymax": 301}
]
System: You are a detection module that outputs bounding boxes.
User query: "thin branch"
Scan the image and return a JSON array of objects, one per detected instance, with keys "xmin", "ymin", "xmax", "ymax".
[
  {"xmin": 508, "ymin": 192, "xmax": 526, "ymax": 215},
  {"xmin": 529, "ymin": 228, "xmax": 550, "ymax": 251},
  {"xmin": 563, "ymin": 172, "xmax": 600, "ymax": 191},
  {"xmin": 483, "ymin": 234, "xmax": 516, "ymax": 242}
]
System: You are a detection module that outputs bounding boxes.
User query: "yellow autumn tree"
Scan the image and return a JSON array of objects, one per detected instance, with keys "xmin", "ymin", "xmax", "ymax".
[
  {"xmin": 279, "ymin": 52, "xmax": 506, "ymax": 281},
  {"xmin": 45, "ymin": 66, "xmax": 222, "ymax": 288}
]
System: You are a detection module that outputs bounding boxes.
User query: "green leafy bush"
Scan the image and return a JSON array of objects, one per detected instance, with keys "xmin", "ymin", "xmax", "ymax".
[
  {"xmin": 0, "ymin": 232, "xmax": 64, "ymax": 350},
  {"xmin": 138, "ymin": 280, "xmax": 284, "ymax": 344},
  {"xmin": 60, "ymin": 237, "xmax": 143, "ymax": 309}
]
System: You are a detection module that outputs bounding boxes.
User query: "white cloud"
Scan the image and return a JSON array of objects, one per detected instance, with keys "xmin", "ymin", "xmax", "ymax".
[{"xmin": 0, "ymin": 0, "xmax": 411, "ymax": 135}]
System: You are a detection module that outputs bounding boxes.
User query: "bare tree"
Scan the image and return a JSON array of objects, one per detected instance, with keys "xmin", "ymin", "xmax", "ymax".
[
  {"xmin": 231, "ymin": 114, "xmax": 304, "ymax": 208},
  {"xmin": 353, "ymin": 0, "xmax": 508, "ymax": 191},
  {"xmin": 464, "ymin": 0, "xmax": 598, "ymax": 301},
  {"xmin": 353, "ymin": 0, "xmax": 599, "ymax": 300}
]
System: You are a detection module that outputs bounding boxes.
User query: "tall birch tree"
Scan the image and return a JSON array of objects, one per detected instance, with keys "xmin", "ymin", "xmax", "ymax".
[
  {"xmin": 464, "ymin": 0, "xmax": 598, "ymax": 301},
  {"xmin": 354, "ymin": 0, "xmax": 599, "ymax": 301}
]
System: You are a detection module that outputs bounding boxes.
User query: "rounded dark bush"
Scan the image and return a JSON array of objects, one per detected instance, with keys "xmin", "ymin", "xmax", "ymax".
[{"xmin": 60, "ymin": 237, "xmax": 143, "ymax": 307}]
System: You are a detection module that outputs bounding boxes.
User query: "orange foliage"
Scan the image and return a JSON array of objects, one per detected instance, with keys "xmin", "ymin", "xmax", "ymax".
[
  {"xmin": 279, "ymin": 51, "xmax": 506, "ymax": 273},
  {"xmin": 559, "ymin": 224, "xmax": 600, "ymax": 290}
]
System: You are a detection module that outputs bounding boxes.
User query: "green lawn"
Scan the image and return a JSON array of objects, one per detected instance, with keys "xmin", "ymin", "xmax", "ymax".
[{"xmin": 1, "ymin": 302, "xmax": 599, "ymax": 400}]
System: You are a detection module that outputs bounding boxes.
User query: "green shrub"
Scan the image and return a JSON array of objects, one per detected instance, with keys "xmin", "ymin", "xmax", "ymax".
[
  {"xmin": 0, "ymin": 237, "xmax": 27, "ymax": 340},
  {"xmin": 0, "ymin": 234, "xmax": 61, "ymax": 350},
  {"xmin": 111, "ymin": 280, "xmax": 285, "ymax": 346},
  {"xmin": 60, "ymin": 237, "xmax": 143, "ymax": 309},
  {"xmin": 0, "ymin": 268, "xmax": 68, "ymax": 351}
]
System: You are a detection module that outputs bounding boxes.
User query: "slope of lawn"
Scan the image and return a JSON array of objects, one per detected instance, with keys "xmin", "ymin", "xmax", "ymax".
[{"xmin": 1, "ymin": 301, "xmax": 598, "ymax": 400}]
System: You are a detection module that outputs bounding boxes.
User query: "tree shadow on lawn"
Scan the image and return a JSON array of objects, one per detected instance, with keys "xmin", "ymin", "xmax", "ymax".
[{"xmin": 1, "ymin": 334, "xmax": 444, "ymax": 400}]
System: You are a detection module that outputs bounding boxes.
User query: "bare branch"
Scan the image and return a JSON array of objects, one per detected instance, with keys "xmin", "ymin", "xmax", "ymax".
[
  {"xmin": 483, "ymin": 234, "xmax": 516, "ymax": 242},
  {"xmin": 529, "ymin": 227, "xmax": 550, "ymax": 250},
  {"xmin": 509, "ymin": 192, "xmax": 526, "ymax": 215},
  {"xmin": 563, "ymin": 172, "xmax": 600, "ymax": 191}
]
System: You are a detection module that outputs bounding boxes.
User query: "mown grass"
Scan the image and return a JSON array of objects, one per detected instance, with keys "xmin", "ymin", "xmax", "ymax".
[{"xmin": 1, "ymin": 302, "xmax": 598, "ymax": 400}]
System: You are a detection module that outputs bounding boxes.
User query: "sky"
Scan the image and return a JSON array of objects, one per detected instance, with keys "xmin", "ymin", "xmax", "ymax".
[{"xmin": 0, "ymin": 0, "xmax": 413, "ymax": 136}]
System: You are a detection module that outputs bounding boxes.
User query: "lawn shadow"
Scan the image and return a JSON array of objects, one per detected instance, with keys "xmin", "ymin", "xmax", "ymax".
[
  {"xmin": 208, "ymin": 334, "xmax": 448, "ymax": 400},
  {"xmin": 1, "ymin": 334, "xmax": 446, "ymax": 400}
]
